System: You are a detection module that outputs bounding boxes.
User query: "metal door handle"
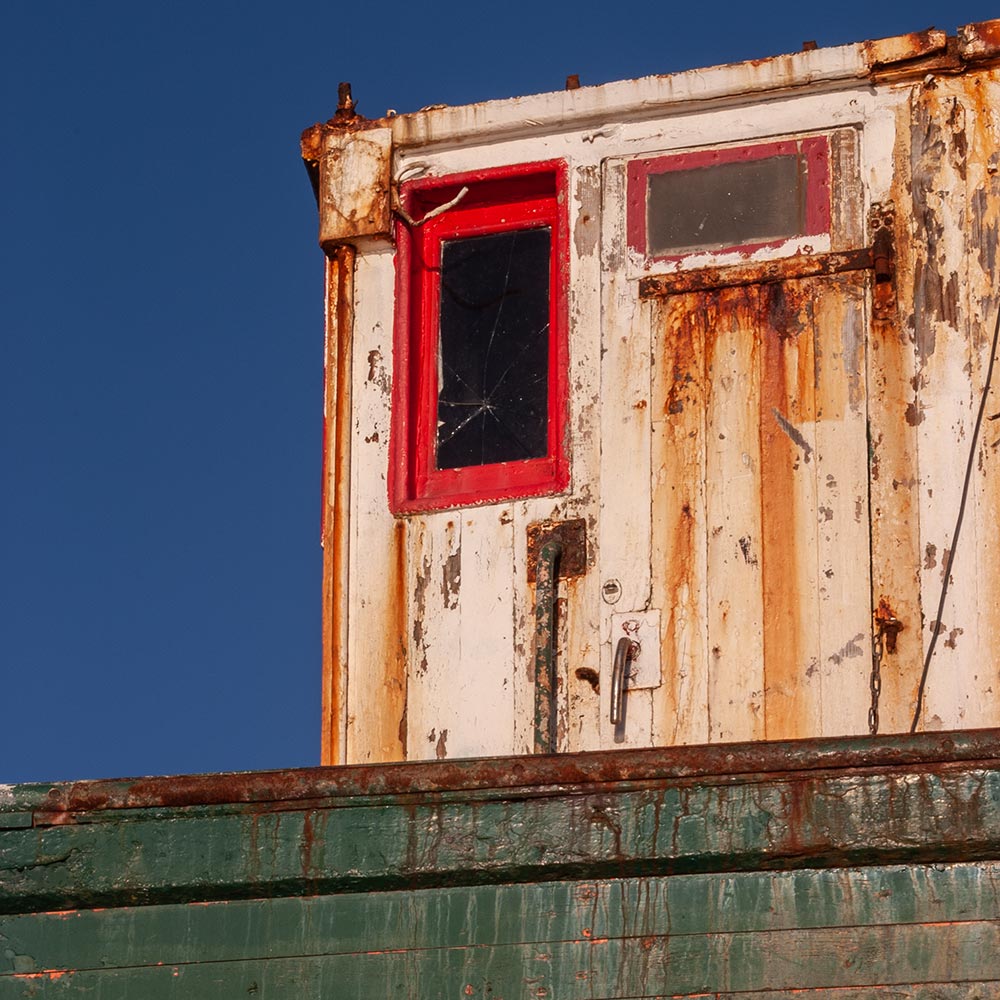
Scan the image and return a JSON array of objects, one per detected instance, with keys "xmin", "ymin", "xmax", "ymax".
[{"xmin": 610, "ymin": 637, "xmax": 635, "ymax": 739}]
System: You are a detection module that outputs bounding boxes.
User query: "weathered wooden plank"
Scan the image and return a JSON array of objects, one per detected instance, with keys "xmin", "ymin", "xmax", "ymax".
[
  {"xmin": 650, "ymin": 294, "xmax": 709, "ymax": 747},
  {"xmin": 868, "ymin": 105, "xmax": 925, "ymax": 733},
  {"xmin": 813, "ymin": 273, "xmax": 872, "ymax": 737},
  {"xmin": 346, "ymin": 246, "xmax": 407, "ymax": 763},
  {"xmin": 8, "ymin": 729, "xmax": 1000, "ymax": 815},
  {"xmin": 600, "ymin": 159, "xmax": 653, "ymax": 748},
  {"xmin": 2, "ymin": 917, "xmax": 998, "ymax": 997},
  {"xmin": 405, "ymin": 513, "xmax": 463, "ymax": 761},
  {"xmin": 510, "ymin": 499, "xmax": 537, "ymax": 755},
  {"xmin": 712, "ymin": 987, "xmax": 1000, "ymax": 1000},
  {"xmin": 963, "ymin": 74, "xmax": 1000, "ymax": 737},
  {"xmin": 561, "ymin": 160, "xmax": 605, "ymax": 754},
  {"xmin": 704, "ymin": 286, "xmax": 765, "ymax": 743},
  {"xmin": 759, "ymin": 280, "xmax": 822, "ymax": 739},
  {"xmin": 6, "ymin": 761, "xmax": 1000, "ymax": 914},
  {"xmin": 5, "ymin": 863, "xmax": 999, "ymax": 975},
  {"xmin": 909, "ymin": 83, "xmax": 982, "ymax": 732},
  {"xmin": 455, "ymin": 507, "xmax": 516, "ymax": 757}
]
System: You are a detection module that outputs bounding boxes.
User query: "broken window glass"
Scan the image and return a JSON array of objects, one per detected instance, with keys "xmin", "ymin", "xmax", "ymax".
[
  {"xmin": 436, "ymin": 227, "xmax": 550, "ymax": 470},
  {"xmin": 647, "ymin": 154, "xmax": 807, "ymax": 255}
]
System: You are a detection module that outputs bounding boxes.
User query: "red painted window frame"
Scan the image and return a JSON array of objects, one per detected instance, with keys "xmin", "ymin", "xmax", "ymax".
[
  {"xmin": 390, "ymin": 161, "xmax": 570, "ymax": 514},
  {"xmin": 626, "ymin": 136, "xmax": 831, "ymax": 261}
]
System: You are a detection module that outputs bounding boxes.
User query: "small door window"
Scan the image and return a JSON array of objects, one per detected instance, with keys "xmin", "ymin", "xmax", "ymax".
[
  {"xmin": 627, "ymin": 137, "xmax": 830, "ymax": 260},
  {"xmin": 391, "ymin": 162, "xmax": 569, "ymax": 513}
]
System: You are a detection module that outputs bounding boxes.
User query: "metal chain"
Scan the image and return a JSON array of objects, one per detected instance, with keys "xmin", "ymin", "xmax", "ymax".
[{"xmin": 868, "ymin": 625, "xmax": 883, "ymax": 736}]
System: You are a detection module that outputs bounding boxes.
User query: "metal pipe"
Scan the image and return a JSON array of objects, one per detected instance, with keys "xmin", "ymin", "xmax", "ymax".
[{"xmin": 533, "ymin": 538, "xmax": 562, "ymax": 754}]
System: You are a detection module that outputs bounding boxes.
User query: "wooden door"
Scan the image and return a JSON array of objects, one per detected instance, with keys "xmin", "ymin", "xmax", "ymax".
[{"xmin": 600, "ymin": 167, "xmax": 875, "ymax": 747}]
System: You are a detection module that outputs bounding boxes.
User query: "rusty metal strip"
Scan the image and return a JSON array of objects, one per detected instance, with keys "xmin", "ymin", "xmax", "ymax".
[
  {"xmin": 14, "ymin": 728, "xmax": 1000, "ymax": 817},
  {"xmin": 639, "ymin": 247, "xmax": 875, "ymax": 298},
  {"xmin": 321, "ymin": 245, "xmax": 355, "ymax": 766}
]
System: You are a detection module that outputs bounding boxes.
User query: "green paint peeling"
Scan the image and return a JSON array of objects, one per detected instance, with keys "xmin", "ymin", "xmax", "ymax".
[{"xmin": 2, "ymin": 733, "xmax": 1000, "ymax": 996}]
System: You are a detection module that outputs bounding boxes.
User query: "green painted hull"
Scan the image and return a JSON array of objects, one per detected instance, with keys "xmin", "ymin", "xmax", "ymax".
[{"xmin": 3, "ymin": 731, "xmax": 1000, "ymax": 996}]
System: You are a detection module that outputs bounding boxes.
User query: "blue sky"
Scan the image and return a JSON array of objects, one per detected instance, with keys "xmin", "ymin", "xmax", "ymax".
[{"xmin": 3, "ymin": 1, "xmax": 997, "ymax": 783}]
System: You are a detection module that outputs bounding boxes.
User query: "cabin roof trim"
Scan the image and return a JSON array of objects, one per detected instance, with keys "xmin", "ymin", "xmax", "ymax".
[{"xmin": 302, "ymin": 20, "xmax": 1000, "ymax": 159}]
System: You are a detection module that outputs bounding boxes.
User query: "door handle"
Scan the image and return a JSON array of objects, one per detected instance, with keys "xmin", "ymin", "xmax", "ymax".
[{"xmin": 610, "ymin": 637, "xmax": 635, "ymax": 742}]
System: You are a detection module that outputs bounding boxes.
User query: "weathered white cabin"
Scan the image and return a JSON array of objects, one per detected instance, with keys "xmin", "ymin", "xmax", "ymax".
[{"xmin": 302, "ymin": 21, "xmax": 1000, "ymax": 766}]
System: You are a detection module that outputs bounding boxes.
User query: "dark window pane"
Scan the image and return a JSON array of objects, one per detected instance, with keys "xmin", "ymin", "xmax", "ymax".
[
  {"xmin": 437, "ymin": 227, "xmax": 550, "ymax": 470},
  {"xmin": 647, "ymin": 154, "xmax": 806, "ymax": 255}
]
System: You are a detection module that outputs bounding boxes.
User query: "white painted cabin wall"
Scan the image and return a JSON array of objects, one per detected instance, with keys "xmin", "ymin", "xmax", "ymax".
[{"xmin": 333, "ymin": 56, "xmax": 1000, "ymax": 761}]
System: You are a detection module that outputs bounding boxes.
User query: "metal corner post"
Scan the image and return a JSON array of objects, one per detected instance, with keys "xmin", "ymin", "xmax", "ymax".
[{"xmin": 321, "ymin": 244, "xmax": 356, "ymax": 766}]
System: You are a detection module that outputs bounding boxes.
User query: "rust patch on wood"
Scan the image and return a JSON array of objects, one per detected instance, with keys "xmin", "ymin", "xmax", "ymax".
[
  {"xmin": 758, "ymin": 280, "xmax": 815, "ymax": 740},
  {"xmin": 958, "ymin": 19, "xmax": 1000, "ymax": 63},
  {"xmin": 651, "ymin": 291, "xmax": 712, "ymax": 744},
  {"xmin": 862, "ymin": 29, "xmax": 948, "ymax": 70},
  {"xmin": 387, "ymin": 520, "xmax": 409, "ymax": 758}
]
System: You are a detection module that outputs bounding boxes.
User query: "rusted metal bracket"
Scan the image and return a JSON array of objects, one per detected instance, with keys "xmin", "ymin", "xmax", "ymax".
[
  {"xmin": 533, "ymin": 536, "xmax": 562, "ymax": 754},
  {"xmin": 868, "ymin": 201, "xmax": 898, "ymax": 321},
  {"xmin": 639, "ymin": 215, "xmax": 899, "ymax": 301},
  {"xmin": 874, "ymin": 596, "xmax": 904, "ymax": 655},
  {"xmin": 639, "ymin": 248, "xmax": 877, "ymax": 297},
  {"xmin": 869, "ymin": 597, "xmax": 904, "ymax": 736},
  {"xmin": 529, "ymin": 519, "xmax": 587, "ymax": 755},
  {"xmin": 526, "ymin": 519, "xmax": 587, "ymax": 582}
]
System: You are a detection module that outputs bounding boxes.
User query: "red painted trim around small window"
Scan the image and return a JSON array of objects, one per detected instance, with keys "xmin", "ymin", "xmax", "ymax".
[
  {"xmin": 626, "ymin": 136, "xmax": 831, "ymax": 262},
  {"xmin": 390, "ymin": 161, "xmax": 570, "ymax": 514}
]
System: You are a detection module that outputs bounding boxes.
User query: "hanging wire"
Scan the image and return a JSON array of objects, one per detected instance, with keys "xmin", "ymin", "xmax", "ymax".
[{"xmin": 910, "ymin": 301, "xmax": 1000, "ymax": 732}]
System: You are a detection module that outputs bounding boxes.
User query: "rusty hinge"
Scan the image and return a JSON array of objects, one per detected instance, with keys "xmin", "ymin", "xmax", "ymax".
[{"xmin": 868, "ymin": 201, "xmax": 897, "ymax": 321}]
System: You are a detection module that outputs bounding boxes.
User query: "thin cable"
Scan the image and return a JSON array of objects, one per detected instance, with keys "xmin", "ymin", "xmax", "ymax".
[{"xmin": 910, "ymin": 302, "xmax": 1000, "ymax": 732}]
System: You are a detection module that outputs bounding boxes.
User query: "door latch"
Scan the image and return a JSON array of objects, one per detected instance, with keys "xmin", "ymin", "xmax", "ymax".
[{"xmin": 610, "ymin": 637, "xmax": 637, "ymax": 744}]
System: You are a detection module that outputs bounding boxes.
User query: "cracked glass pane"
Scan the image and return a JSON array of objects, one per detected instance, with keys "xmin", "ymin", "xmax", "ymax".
[
  {"xmin": 437, "ymin": 227, "xmax": 550, "ymax": 470},
  {"xmin": 647, "ymin": 154, "xmax": 806, "ymax": 255}
]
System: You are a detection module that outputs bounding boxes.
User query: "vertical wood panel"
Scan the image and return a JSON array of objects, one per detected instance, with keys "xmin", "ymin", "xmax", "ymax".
[
  {"xmin": 759, "ymin": 280, "xmax": 822, "ymax": 739},
  {"xmin": 510, "ymin": 501, "xmax": 535, "ymax": 755},
  {"xmin": 963, "ymin": 75, "xmax": 1000, "ymax": 732},
  {"xmin": 346, "ymin": 248, "xmax": 407, "ymax": 763},
  {"xmin": 599, "ymin": 161, "xmax": 653, "ymax": 747},
  {"xmin": 814, "ymin": 274, "xmax": 872, "ymax": 736},
  {"xmin": 868, "ymin": 99, "xmax": 925, "ymax": 734},
  {"xmin": 705, "ymin": 287, "xmax": 765, "ymax": 742},
  {"xmin": 456, "ymin": 508, "xmax": 516, "ymax": 757},
  {"xmin": 562, "ymin": 162, "xmax": 604, "ymax": 754},
  {"xmin": 910, "ymin": 85, "xmax": 981, "ymax": 731},
  {"xmin": 650, "ymin": 294, "xmax": 709, "ymax": 746},
  {"xmin": 405, "ymin": 514, "xmax": 462, "ymax": 761}
]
